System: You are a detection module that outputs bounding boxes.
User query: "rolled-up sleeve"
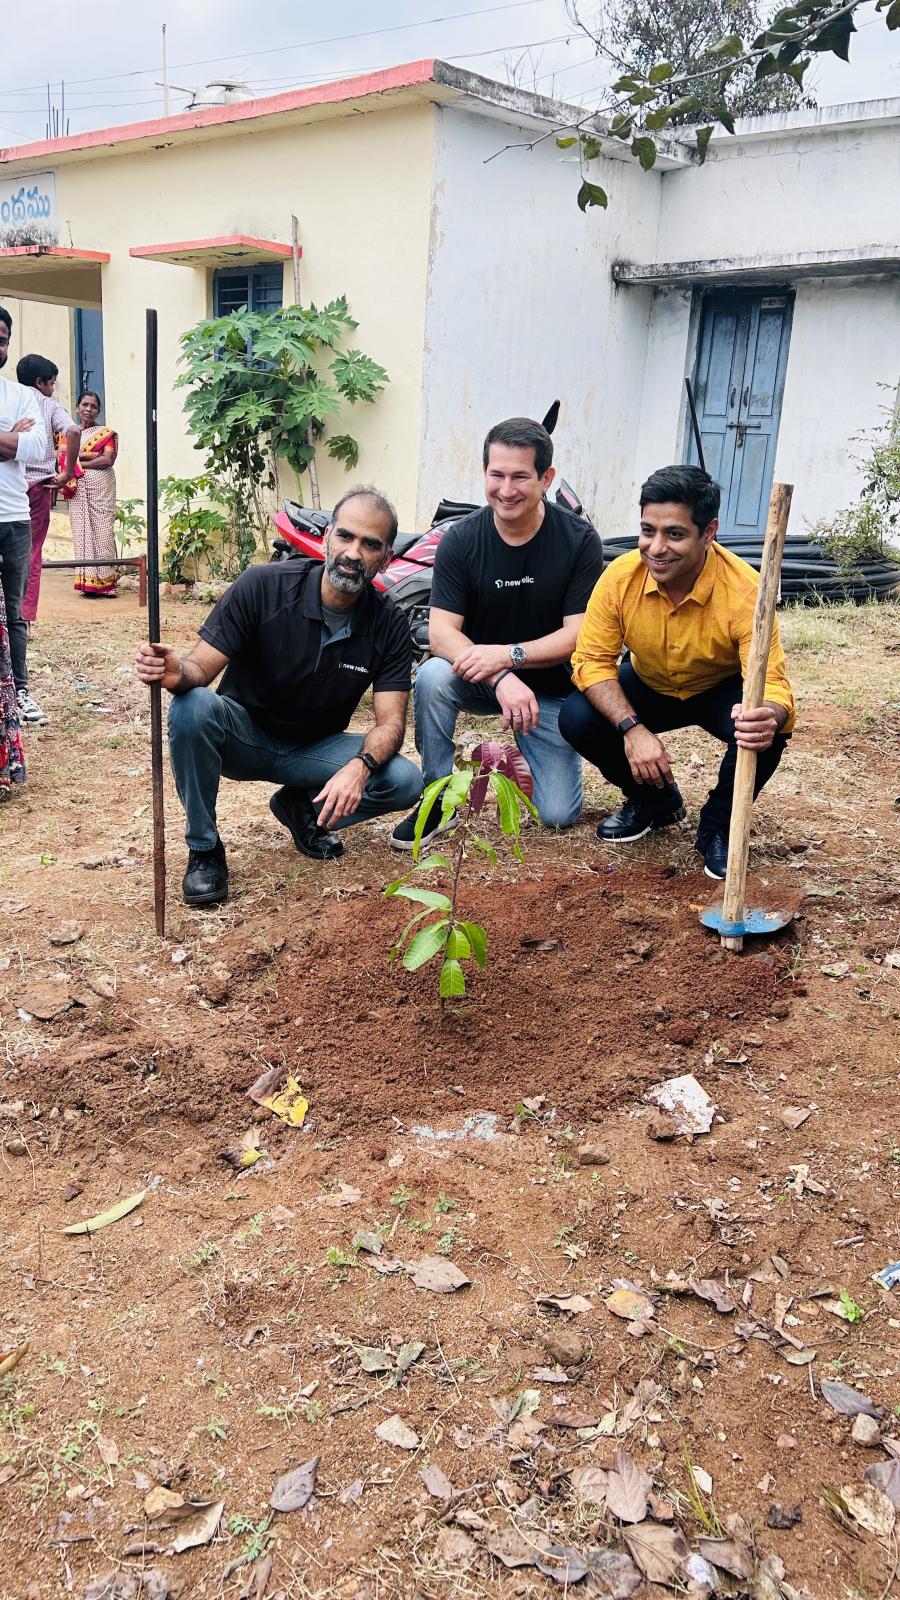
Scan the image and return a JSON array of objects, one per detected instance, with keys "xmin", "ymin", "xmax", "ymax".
[{"xmin": 570, "ymin": 570, "xmax": 625, "ymax": 692}]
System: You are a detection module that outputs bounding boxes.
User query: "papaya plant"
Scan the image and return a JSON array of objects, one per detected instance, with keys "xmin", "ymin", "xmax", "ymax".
[{"xmin": 385, "ymin": 742, "xmax": 537, "ymax": 1008}]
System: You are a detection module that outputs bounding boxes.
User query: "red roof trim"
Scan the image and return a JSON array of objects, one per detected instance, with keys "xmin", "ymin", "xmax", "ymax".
[
  {"xmin": 0, "ymin": 59, "xmax": 438, "ymax": 166},
  {"xmin": 130, "ymin": 234, "xmax": 294, "ymax": 261},
  {"xmin": 0, "ymin": 245, "xmax": 110, "ymax": 262}
]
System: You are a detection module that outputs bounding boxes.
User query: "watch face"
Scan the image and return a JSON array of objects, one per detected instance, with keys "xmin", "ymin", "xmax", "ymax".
[{"xmin": 510, "ymin": 645, "xmax": 526, "ymax": 666}]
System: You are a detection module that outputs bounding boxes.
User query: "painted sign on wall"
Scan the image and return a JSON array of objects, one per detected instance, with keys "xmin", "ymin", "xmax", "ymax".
[{"xmin": 0, "ymin": 171, "xmax": 57, "ymax": 247}]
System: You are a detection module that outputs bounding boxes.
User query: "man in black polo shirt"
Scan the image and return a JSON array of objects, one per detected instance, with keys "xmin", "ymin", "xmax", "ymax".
[
  {"xmin": 391, "ymin": 416, "xmax": 603, "ymax": 848},
  {"xmin": 135, "ymin": 487, "xmax": 421, "ymax": 906}
]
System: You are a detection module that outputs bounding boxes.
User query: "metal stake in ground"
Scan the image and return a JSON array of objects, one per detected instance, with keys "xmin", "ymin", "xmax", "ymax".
[
  {"xmin": 146, "ymin": 308, "xmax": 166, "ymax": 938},
  {"xmin": 701, "ymin": 481, "xmax": 794, "ymax": 952}
]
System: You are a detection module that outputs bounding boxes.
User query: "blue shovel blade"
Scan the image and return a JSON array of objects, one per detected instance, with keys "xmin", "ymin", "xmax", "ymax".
[{"xmin": 701, "ymin": 902, "xmax": 793, "ymax": 937}]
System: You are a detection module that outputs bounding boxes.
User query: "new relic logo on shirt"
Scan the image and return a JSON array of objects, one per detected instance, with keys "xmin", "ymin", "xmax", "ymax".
[{"xmin": 494, "ymin": 576, "xmax": 535, "ymax": 589}]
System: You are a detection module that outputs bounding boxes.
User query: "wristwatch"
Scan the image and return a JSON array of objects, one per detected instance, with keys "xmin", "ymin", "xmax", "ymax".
[
  {"xmin": 355, "ymin": 751, "xmax": 380, "ymax": 775},
  {"xmin": 617, "ymin": 715, "xmax": 641, "ymax": 735},
  {"xmin": 508, "ymin": 644, "xmax": 527, "ymax": 668}
]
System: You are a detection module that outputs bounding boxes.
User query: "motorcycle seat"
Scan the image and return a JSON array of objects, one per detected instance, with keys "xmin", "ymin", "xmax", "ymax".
[{"xmin": 392, "ymin": 529, "xmax": 424, "ymax": 558}]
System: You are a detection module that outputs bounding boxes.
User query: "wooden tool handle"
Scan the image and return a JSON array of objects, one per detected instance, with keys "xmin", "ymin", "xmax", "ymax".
[{"xmin": 720, "ymin": 482, "xmax": 793, "ymax": 950}]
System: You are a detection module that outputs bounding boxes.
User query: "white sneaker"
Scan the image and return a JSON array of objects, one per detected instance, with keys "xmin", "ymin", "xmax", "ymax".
[{"xmin": 16, "ymin": 690, "xmax": 48, "ymax": 725}]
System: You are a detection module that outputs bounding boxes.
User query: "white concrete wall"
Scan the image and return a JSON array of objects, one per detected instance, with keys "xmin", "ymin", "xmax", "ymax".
[
  {"xmin": 773, "ymin": 276, "xmax": 900, "ymax": 532},
  {"xmin": 417, "ymin": 106, "xmax": 662, "ymax": 538},
  {"xmin": 655, "ymin": 116, "xmax": 900, "ymax": 265}
]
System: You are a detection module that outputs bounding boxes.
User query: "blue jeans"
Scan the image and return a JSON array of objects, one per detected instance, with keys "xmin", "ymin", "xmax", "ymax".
[
  {"xmin": 559, "ymin": 661, "xmax": 790, "ymax": 842},
  {"xmin": 413, "ymin": 655, "xmax": 582, "ymax": 829},
  {"xmin": 0, "ymin": 520, "xmax": 31, "ymax": 690},
  {"xmin": 168, "ymin": 688, "xmax": 422, "ymax": 851}
]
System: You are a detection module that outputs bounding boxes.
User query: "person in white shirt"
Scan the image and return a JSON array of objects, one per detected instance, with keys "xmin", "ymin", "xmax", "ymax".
[
  {"xmin": 16, "ymin": 353, "xmax": 80, "ymax": 649},
  {"xmin": 0, "ymin": 306, "xmax": 48, "ymax": 725}
]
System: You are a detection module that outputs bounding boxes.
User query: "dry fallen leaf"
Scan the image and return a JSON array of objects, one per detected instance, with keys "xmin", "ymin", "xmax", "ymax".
[
  {"xmin": 689, "ymin": 1278, "xmax": 735, "ymax": 1314},
  {"xmin": 605, "ymin": 1450, "xmax": 652, "ymax": 1524},
  {"xmin": 536, "ymin": 1291, "xmax": 593, "ymax": 1315},
  {"xmin": 408, "ymin": 1256, "xmax": 470, "ymax": 1293},
  {"xmin": 434, "ymin": 1527, "xmax": 476, "ymax": 1566},
  {"xmin": 624, "ymin": 1521, "xmax": 689, "ymax": 1584},
  {"xmin": 584, "ymin": 1548, "xmax": 643, "ymax": 1598},
  {"xmin": 145, "ymin": 1489, "xmax": 223, "ymax": 1551},
  {"xmin": 837, "ymin": 1484, "xmax": 896, "ymax": 1537},
  {"xmin": 376, "ymin": 1415, "xmax": 420, "ymax": 1450},
  {"xmin": 864, "ymin": 1460, "xmax": 900, "ymax": 1509},
  {"xmin": 61, "ymin": 1190, "xmax": 146, "ymax": 1235},
  {"xmin": 270, "ymin": 1456, "xmax": 319, "ymax": 1512},
  {"xmin": 484, "ymin": 1525, "xmax": 549, "ymax": 1568},
  {"xmin": 549, "ymin": 1408, "xmax": 600, "ymax": 1430},
  {"xmin": 535, "ymin": 1545, "xmax": 588, "ymax": 1585},
  {"xmin": 569, "ymin": 1465, "xmax": 609, "ymax": 1507},
  {"xmin": 420, "ymin": 1464, "xmax": 454, "ymax": 1500},
  {"xmin": 169, "ymin": 1499, "xmax": 224, "ymax": 1552},
  {"xmin": 821, "ymin": 1379, "xmax": 881, "ymax": 1418},
  {"xmin": 0, "ymin": 1341, "xmax": 28, "ymax": 1379},
  {"xmin": 697, "ymin": 1536, "xmax": 755, "ymax": 1579},
  {"xmin": 48, "ymin": 921, "xmax": 83, "ymax": 946},
  {"xmin": 95, "ymin": 1435, "xmax": 119, "ymax": 1468},
  {"xmin": 605, "ymin": 1287, "xmax": 656, "ymax": 1323}
]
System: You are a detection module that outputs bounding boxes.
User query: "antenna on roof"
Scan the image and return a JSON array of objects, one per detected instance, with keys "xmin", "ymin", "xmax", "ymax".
[{"xmin": 162, "ymin": 23, "xmax": 171, "ymax": 116}]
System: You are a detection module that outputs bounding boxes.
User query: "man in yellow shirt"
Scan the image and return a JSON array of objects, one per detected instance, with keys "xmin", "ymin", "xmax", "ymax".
[{"xmin": 559, "ymin": 465, "xmax": 795, "ymax": 880}]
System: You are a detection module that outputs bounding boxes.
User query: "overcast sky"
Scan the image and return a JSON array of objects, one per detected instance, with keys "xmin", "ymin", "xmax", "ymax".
[{"xmin": 1, "ymin": 0, "xmax": 898, "ymax": 144}]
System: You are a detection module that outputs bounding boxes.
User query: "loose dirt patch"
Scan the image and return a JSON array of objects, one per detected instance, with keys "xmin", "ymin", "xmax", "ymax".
[{"xmin": 0, "ymin": 586, "xmax": 898, "ymax": 1599}]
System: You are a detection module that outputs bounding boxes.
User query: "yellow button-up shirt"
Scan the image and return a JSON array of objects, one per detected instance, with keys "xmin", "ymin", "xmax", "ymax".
[{"xmin": 571, "ymin": 543, "xmax": 795, "ymax": 732}]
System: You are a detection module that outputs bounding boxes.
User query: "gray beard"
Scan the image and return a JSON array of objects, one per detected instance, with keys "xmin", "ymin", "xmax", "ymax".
[{"xmin": 325, "ymin": 555, "xmax": 369, "ymax": 595}]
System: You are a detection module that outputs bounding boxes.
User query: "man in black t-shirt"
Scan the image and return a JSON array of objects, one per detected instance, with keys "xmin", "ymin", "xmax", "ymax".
[
  {"xmin": 391, "ymin": 417, "xmax": 603, "ymax": 849},
  {"xmin": 135, "ymin": 488, "xmax": 421, "ymax": 907}
]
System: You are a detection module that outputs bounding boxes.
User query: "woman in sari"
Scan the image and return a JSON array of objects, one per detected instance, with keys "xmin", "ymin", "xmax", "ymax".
[
  {"xmin": 0, "ymin": 580, "xmax": 26, "ymax": 795},
  {"xmin": 60, "ymin": 391, "xmax": 119, "ymax": 598}
]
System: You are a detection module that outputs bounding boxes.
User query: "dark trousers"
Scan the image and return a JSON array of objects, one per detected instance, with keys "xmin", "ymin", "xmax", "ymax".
[
  {"xmin": 0, "ymin": 520, "xmax": 31, "ymax": 691},
  {"xmin": 558, "ymin": 660, "xmax": 790, "ymax": 842}
]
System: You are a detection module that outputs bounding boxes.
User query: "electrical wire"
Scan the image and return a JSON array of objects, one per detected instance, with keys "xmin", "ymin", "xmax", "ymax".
[
  {"xmin": 0, "ymin": 32, "xmax": 582, "ymax": 120},
  {"xmin": 0, "ymin": 0, "xmax": 554, "ymax": 98}
]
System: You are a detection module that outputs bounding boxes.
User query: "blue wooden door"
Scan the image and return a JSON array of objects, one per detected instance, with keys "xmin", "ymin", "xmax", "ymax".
[
  {"xmin": 74, "ymin": 308, "xmax": 105, "ymax": 414},
  {"xmin": 685, "ymin": 291, "xmax": 793, "ymax": 540}
]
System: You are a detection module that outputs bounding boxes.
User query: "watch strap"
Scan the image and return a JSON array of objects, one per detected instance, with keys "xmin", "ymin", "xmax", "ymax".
[{"xmin": 617, "ymin": 715, "xmax": 641, "ymax": 735}]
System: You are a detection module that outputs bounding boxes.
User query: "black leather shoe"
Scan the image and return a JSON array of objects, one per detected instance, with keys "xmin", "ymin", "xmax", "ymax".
[
  {"xmin": 270, "ymin": 786, "xmax": 344, "ymax": 860},
  {"xmin": 182, "ymin": 837, "xmax": 229, "ymax": 906},
  {"xmin": 597, "ymin": 788, "xmax": 685, "ymax": 842},
  {"xmin": 697, "ymin": 831, "xmax": 728, "ymax": 880}
]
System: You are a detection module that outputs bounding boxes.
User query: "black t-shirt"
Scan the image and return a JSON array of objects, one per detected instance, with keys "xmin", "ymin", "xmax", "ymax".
[
  {"xmin": 429, "ymin": 502, "xmax": 604, "ymax": 697},
  {"xmin": 199, "ymin": 560, "xmax": 412, "ymax": 744}
]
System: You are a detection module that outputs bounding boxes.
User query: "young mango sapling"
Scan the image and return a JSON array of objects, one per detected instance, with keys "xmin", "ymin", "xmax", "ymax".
[{"xmin": 385, "ymin": 742, "xmax": 538, "ymax": 1008}]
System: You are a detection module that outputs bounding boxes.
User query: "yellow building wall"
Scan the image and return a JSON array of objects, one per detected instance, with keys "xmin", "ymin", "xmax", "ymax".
[
  {"xmin": 1, "ymin": 101, "xmax": 436, "ymax": 533},
  {"xmin": 1, "ymin": 300, "xmax": 76, "ymax": 410}
]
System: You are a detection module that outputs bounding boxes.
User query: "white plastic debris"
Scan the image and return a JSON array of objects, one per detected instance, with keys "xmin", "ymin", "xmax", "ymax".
[{"xmin": 645, "ymin": 1074, "xmax": 715, "ymax": 1136}]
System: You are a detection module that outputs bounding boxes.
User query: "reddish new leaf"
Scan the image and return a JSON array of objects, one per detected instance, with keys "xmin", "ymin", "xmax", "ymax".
[
  {"xmin": 499, "ymin": 745, "xmax": 534, "ymax": 798},
  {"xmin": 469, "ymin": 773, "xmax": 490, "ymax": 813},
  {"xmin": 471, "ymin": 740, "xmax": 506, "ymax": 772}
]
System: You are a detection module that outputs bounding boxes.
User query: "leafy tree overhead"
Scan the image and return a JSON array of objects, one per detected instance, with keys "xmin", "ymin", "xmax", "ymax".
[
  {"xmin": 549, "ymin": 0, "xmax": 899, "ymax": 209},
  {"xmin": 598, "ymin": 0, "xmax": 811, "ymax": 118}
]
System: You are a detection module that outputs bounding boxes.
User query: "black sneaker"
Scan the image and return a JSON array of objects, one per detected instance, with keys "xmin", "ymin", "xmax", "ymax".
[
  {"xmin": 597, "ymin": 788, "xmax": 685, "ymax": 843},
  {"xmin": 183, "ymin": 837, "xmax": 229, "ymax": 906},
  {"xmin": 270, "ymin": 787, "xmax": 343, "ymax": 861},
  {"xmin": 390, "ymin": 799, "xmax": 455, "ymax": 852},
  {"xmin": 697, "ymin": 831, "xmax": 728, "ymax": 880}
]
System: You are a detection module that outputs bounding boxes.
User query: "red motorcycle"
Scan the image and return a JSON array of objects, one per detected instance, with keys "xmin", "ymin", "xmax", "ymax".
[{"xmin": 270, "ymin": 404, "xmax": 600, "ymax": 661}]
